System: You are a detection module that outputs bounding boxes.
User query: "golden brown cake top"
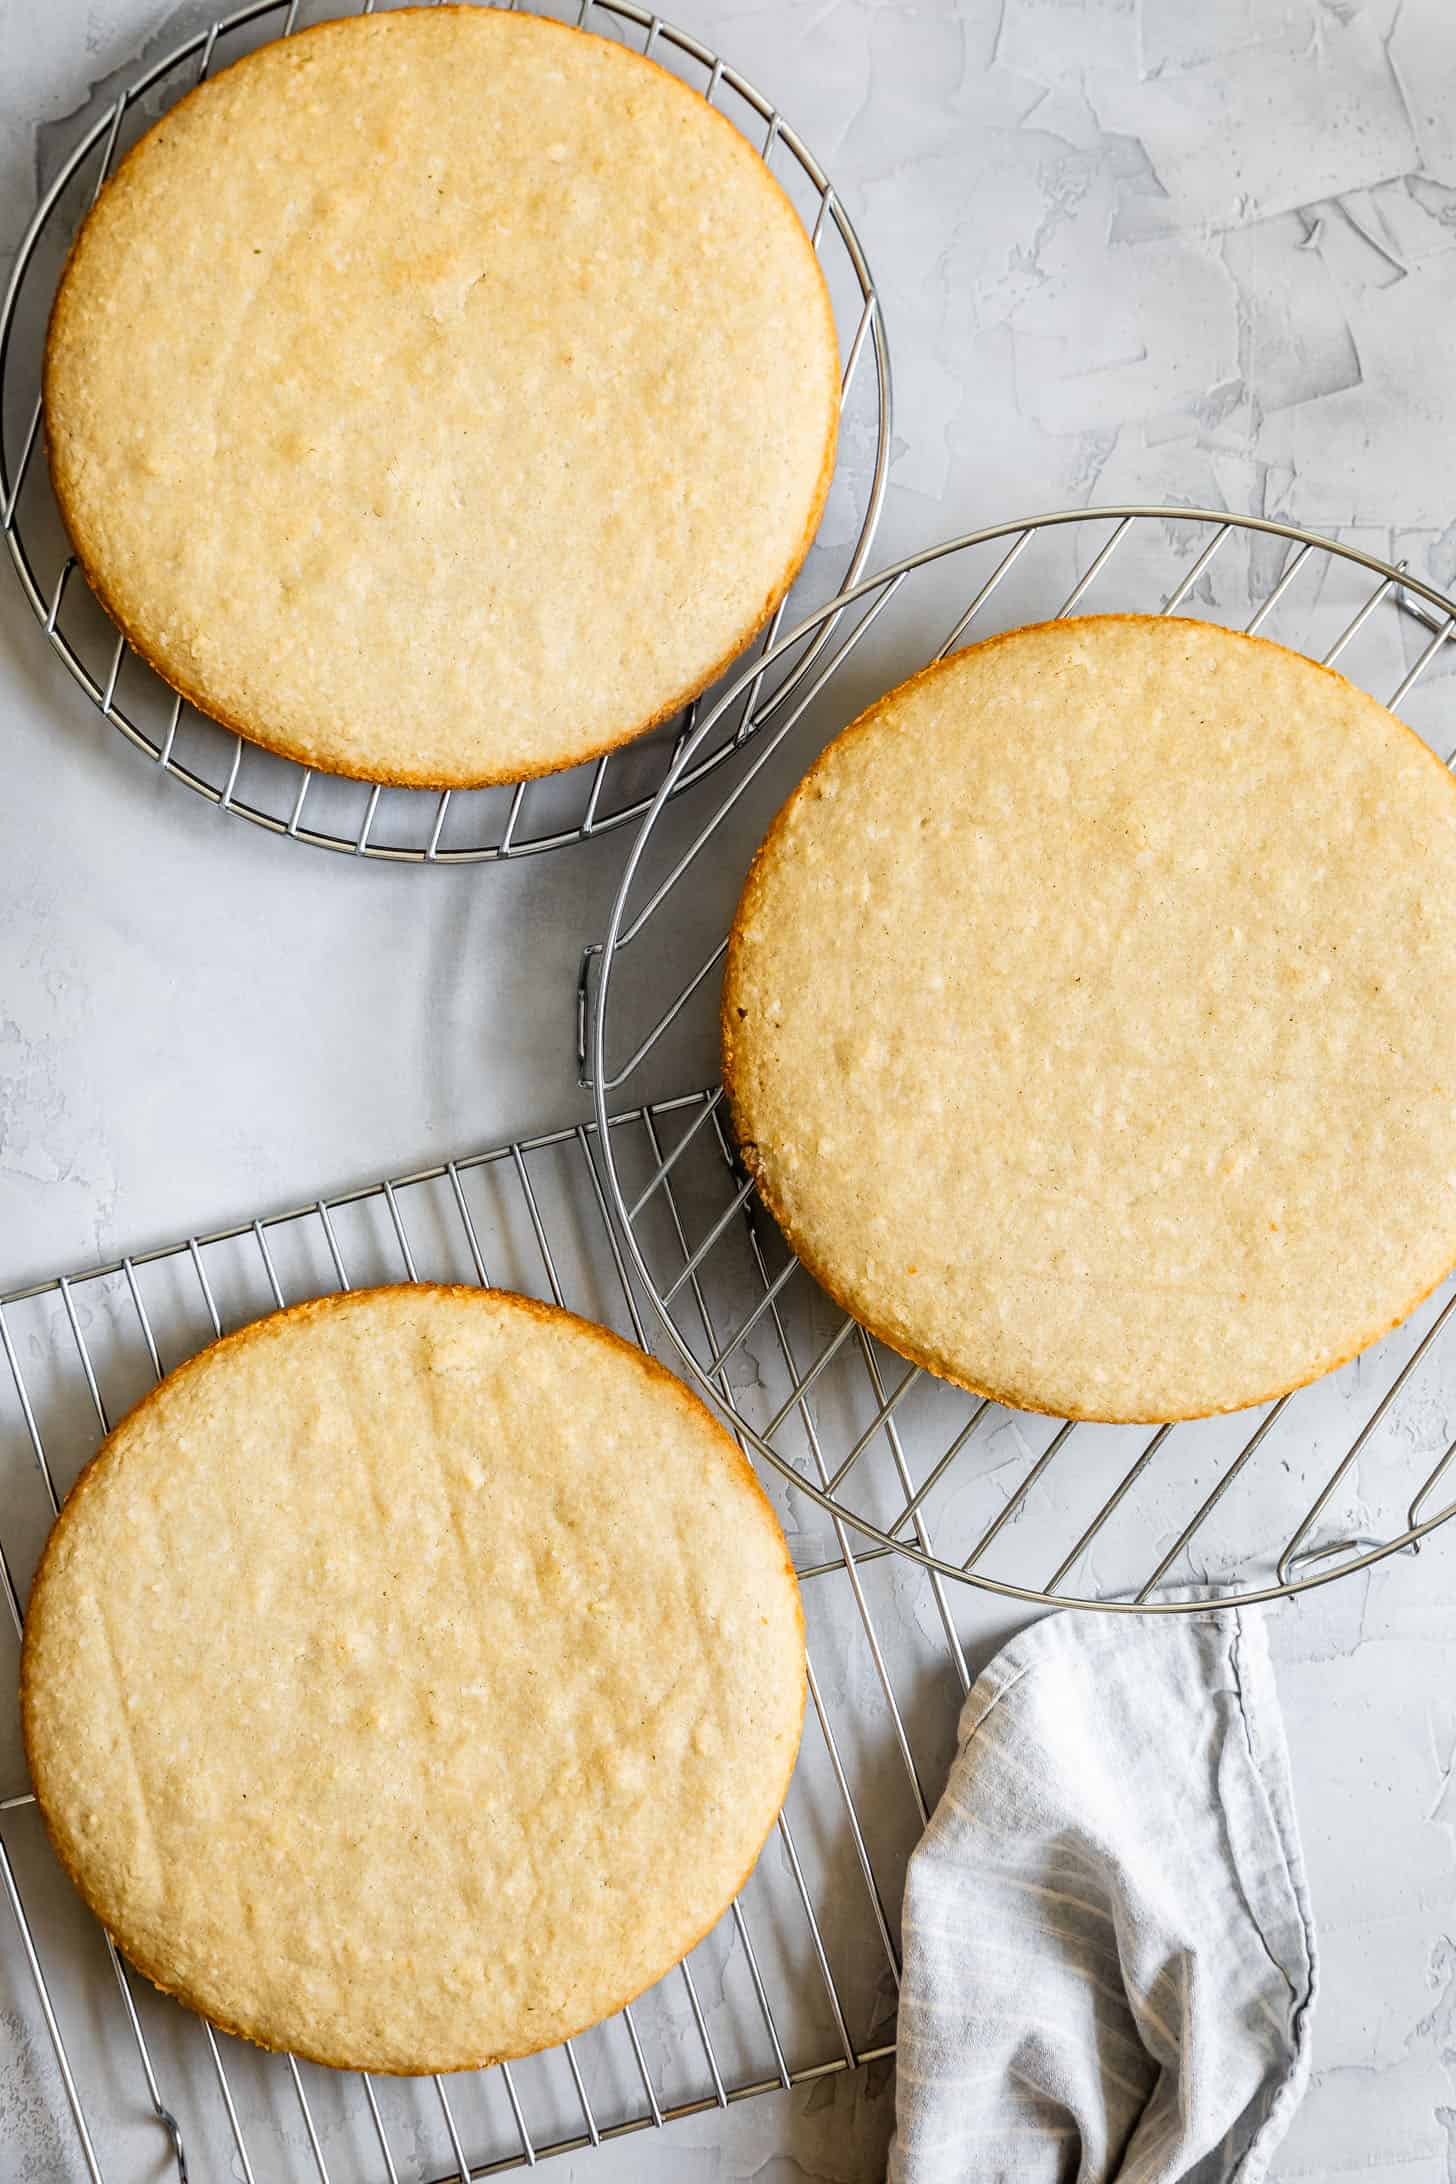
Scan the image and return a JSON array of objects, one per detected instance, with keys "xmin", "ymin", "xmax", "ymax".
[
  {"xmin": 723, "ymin": 614, "xmax": 1456, "ymax": 1423},
  {"xmin": 23, "ymin": 1284, "xmax": 805, "ymax": 2072},
  {"xmin": 45, "ymin": 8, "xmax": 839, "ymax": 785}
]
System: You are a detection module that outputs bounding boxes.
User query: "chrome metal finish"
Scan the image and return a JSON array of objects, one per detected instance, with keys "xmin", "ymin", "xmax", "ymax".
[
  {"xmin": 0, "ymin": 0, "xmax": 889, "ymax": 864},
  {"xmin": 0, "ymin": 1837, "xmax": 106, "ymax": 2184},
  {"xmin": 0, "ymin": 1100, "xmax": 949, "ymax": 2178},
  {"xmin": 589, "ymin": 505, "xmax": 1456, "ymax": 1611}
]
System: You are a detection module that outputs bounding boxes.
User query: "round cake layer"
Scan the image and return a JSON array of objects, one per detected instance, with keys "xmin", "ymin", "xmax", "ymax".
[
  {"xmin": 23, "ymin": 1285, "xmax": 804, "ymax": 2071},
  {"xmin": 722, "ymin": 614, "xmax": 1456, "ymax": 1423},
  {"xmin": 45, "ymin": 8, "xmax": 839, "ymax": 786}
]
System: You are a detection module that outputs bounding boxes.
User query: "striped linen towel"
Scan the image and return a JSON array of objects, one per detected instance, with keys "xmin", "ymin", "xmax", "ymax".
[{"xmin": 889, "ymin": 1604, "xmax": 1316, "ymax": 2184}]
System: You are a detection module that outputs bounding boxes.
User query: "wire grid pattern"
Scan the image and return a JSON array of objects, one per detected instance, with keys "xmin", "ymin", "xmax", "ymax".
[
  {"xmin": 587, "ymin": 505, "xmax": 1456, "ymax": 1611},
  {"xmin": 0, "ymin": 1103, "xmax": 967, "ymax": 2182},
  {"xmin": 0, "ymin": 0, "xmax": 890, "ymax": 865}
]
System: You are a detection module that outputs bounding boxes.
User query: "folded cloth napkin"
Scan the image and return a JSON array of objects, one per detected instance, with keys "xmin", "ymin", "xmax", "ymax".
[{"xmin": 889, "ymin": 1604, "xmax": 1316, "ymax": 2184}]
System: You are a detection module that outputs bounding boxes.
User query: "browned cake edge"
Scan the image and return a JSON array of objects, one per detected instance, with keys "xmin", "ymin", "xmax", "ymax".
[
  {"xmin": 42, "ymin": 7, "xmax": 841, "ymax": 791},
  {"xmin": 720, "ymin": 613, "xmax": 1456, "ymax": 1426},
  {"xmin": 21, "ymin": 1282, "xmax": 806, "ymax": 2072}
]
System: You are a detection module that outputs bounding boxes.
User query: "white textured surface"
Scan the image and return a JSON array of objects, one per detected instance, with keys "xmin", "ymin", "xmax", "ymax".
[{"xmin": 1, "ymin": 1, "xmax": 1455, "ymax": 2179}]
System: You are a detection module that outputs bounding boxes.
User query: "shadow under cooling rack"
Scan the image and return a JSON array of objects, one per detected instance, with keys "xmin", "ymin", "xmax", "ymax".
[
  {"xmin": 0, "ymin": 1102, "xmax": 969, "ymax": 2184},
  {"xmin": 0, "ymin": 0, "xmax": 890, "ymax": 864}
]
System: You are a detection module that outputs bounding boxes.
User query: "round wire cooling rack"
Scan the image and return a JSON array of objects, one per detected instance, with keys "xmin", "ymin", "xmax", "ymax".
[
  {"xmin": 0, "ymin": 0, "xmax": 890, "ymax": 865},
  {"xmin": 587, "ymin": 505, "xmax": 1456, "ymax": 1612}
]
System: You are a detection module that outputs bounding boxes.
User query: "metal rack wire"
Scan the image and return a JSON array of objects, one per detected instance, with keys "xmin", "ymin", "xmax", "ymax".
[
  {"xmin": 0, "ymin": 0, "xmax": 890, "ymax": 864},
  {"xmin": 586, "ymin": 505, "xmax": 1456, "ymax": 1611},
  {"xmin": 0, "ymin": 1102, "xmax": 964, "ymax": 2183}
]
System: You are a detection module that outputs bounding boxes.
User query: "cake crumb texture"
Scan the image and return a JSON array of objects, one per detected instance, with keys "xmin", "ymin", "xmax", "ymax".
[
  {"xmin": 22, "ymin": 1284, "xmax": 805, "ymax": 2072},
  {"xmin": 44, "ymin": 8, "xmax": 840, "ymax": 786},
  {"xmin": 723, "ymin": 614, "xmax": 1456, "ymax": 1423}
]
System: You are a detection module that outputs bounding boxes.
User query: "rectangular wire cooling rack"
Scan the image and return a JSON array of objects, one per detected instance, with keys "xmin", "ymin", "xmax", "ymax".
[{"xmin": 0, "ymin": 1103, "xmax": 970, "ymax": 2184}]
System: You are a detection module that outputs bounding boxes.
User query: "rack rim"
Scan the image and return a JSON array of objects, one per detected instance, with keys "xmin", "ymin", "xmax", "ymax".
[
  {"xmin": 0, "ymin": 0, "xmax": 892, "ymax": 864},
  {"xmin": 588, "ymin": 502, "xmax": 1456, "ymax": 1611}
]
